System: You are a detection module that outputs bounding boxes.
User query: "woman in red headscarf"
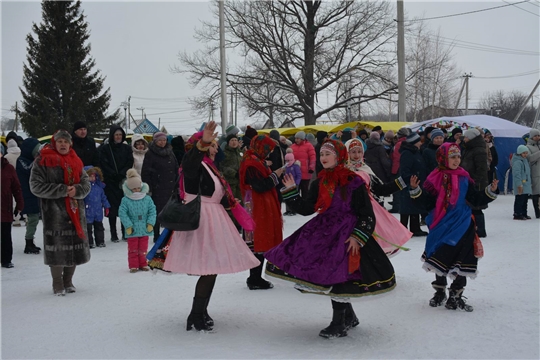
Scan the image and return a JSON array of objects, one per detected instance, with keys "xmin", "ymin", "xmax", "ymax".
[
  {"xmin": 30, "ymin": 130, "xmax": 91, "ymax": 296},
  {"xmin": 239, "ymin": 134, "xmax": 284, "ymax": 290},
  {"xmin": 265, "ymin": 139, "xmax": 396, "ymax": 339}
]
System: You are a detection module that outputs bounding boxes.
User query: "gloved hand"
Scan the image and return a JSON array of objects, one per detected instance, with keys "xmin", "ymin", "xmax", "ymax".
[
  {"xmin": 146, "ymin": 224, "xmax": 153, "ymax": 233},
  {"xmin": 126, "ymin": 227, "xmax": 133, "ymax": 236},
  {"xmin": 104, "ymin": 208, "xmax": 110, "ymax": 217}
]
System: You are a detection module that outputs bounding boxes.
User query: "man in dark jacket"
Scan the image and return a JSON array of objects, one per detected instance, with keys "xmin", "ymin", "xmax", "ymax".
[
  {"xmin": 461, "ymin": 128, "xmax": 489, "ymax": 237},
  {"xmin": 71, "ymin": 121, "xmax": 99, "ymax": 166},
  {"xmin": 98, "ymin": 125, "xmax": 134, "ymax": 242},
  {"xmin": 364, "ymin": 131, "xmax": 392, "ymax": 183}
]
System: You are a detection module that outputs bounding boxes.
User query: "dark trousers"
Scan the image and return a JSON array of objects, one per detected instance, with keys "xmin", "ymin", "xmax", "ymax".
[
  {"xmin": 514, "ymin": 194, "xmax": 529, "ymax": 217},
  {"xmin": 299, "ymin": 179, "xmax": 310, "ymax": 199},
  {"xmin": 531, "ymin": 194, "xmax": 540, "ymax": 218},
  {"xmin": 433, "ymin": 274, "xmax": 467, "ymax": 290},
  {"xmin": 87, "ymin": 221, "xmax": 105, "ymax": 246},
  {"xmin": 153, "ymin": 219, "xmax": 161, "ymax": 241},
  {"xmin": 1, "ymin": 222, "xmax": 13, "ymax": 265},
  {"xmin": 400, "ymin": 214, "xmax": 421, "ymax": 233},
  {"xmin": 109, "ymin": 216, "xmax": 125, "ymax": 240}
]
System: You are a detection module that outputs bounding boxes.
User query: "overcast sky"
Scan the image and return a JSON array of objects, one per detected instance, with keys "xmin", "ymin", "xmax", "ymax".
[{"xmin": 1, "ymin": 1, "xmax": 539, "ymax": 135}]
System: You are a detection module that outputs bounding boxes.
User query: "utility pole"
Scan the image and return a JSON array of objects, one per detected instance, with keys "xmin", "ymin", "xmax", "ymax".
[
  {"xmin": 514, "ymin": 79, "xmax": 540, "ymax": 123},
  {"xmin": 464, "ymin": 73, "xmax": 472, "ymax": 114},
  {"xmin": 128, "ymin": 96, "xmax": 131, "ymax": 129},
  {"xmin": 397, "ymin": 0, "xmax": 406, "ymax": 122},
  {"xmin": 219, "ymin": 0, "xmax": 228, "ymax": 134},
  {"xmin": 229, "ymin": 91, "xmax": 234, "ymax": 125},
  {"xmin": 12, "ymin": 102, "xmax": 19, "ymax": 131},
  {"xmin": 234, "ymin": 90, "xmax": 238, "ymax": 126},
  {"xmin": 136, "ymin": 107, "xmax": 145, "ymax": 126},
  {"xmin": 452, "ymin": 74, "xmax": 468, "ymax": 116}
]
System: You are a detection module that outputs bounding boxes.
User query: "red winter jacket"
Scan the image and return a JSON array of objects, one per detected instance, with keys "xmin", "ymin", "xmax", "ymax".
[
  {"xmin": 1, "ymin": 157, "xmax": 24, "ymax": 222},
  {"xmin": 291, "ymin": 140, "xmax": 316, "ymax": 180},
  {"xmin": 391, "ymin": 137, "xmax": 406, "ymax": 175}
]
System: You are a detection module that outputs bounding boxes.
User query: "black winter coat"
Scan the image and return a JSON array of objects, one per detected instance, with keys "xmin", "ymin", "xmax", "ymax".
[
  {"xmin": 399, "ymin": 142, "xmax": 428, "ymax": 214},
  {"xmin": 98, "ymin": 126, "xmax": 134, "ymax": 216},
  {"xmin": 142, "ymin": 142, "xmax": 179, "ymax": 212},
  {"xmin": 461, "ymin": 135, "xmax": 489, "ymax": 191},
  {"xmin": 15, "ymin": 138, "xmax": 41, "ymax": 215},
  {"xmin": 71, "ymin": 133, "xmax": 99, "ymax": 167},
  {"xmin": 364, "ymin": 139, "xmax": 392, "ymax": 183},
  {"xmin": 422, "ymin": 141, "xmax": 441, "ymax": 174}
]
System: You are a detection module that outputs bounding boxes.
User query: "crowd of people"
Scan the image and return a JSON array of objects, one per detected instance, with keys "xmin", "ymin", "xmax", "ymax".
[{"xmin": 0, "ymin": 120, "xmax": 537, "ymax": 340}]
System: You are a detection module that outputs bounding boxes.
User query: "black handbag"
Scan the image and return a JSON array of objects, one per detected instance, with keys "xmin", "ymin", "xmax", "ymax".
[{"xmin": 158, "ymin": 173, "xmax": 201, "ymax": 231}]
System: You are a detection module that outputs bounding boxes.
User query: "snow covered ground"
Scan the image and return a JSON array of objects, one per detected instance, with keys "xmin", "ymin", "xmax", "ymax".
[{"xmin": 2, "ymin": 194, "xmax": 539, "ymax": 359}]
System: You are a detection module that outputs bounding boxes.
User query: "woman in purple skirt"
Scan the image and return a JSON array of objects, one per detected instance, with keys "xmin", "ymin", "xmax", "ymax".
[{"xmin": 265, "ymin": 139, "xmax": 396, "ymax": 339}]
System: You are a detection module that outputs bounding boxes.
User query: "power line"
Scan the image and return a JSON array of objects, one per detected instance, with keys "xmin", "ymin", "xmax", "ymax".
[
  {"xmin": 474, "ymin": 69, "xmax": 540, "ymax": 79},
  {"xmin": 405, "ymin": 0, "xmax": 531, "ymax": 22},
  {"xmin": 502, "ymin": 0, "xmax": 540, "ymax": 16},
  {"xmin": 130, "ymin": 96, "xmax": 190, "ymax": 101}
]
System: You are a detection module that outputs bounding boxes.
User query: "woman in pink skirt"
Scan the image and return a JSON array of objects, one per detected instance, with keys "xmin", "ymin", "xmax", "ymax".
[{"xmin": 163, "ymin": 121, "xmax": 259, "ymax": 332}]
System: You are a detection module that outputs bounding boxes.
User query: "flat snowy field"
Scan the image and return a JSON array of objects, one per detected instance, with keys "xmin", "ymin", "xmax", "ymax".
[{"xmin": 2, "ymin": 194, "xmax": 539, "ymax": 359}]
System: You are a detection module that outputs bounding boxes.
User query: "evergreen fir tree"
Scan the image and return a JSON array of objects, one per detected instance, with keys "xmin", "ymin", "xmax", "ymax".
[{"xmin": 19, "ymin": 0, "xmax": 118, "ymax": 137}]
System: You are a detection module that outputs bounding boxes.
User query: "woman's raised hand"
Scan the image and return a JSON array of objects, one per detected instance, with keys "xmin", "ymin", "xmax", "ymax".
[
  {"xmin": 282, "ymin": 173, "xmax": 296, "ymax": 188},
  {"xmin": 202, "ymin": 121, "xmax": 218, "ymax": 143},
  {"xmin": 410, "ymin": 175, "xmax": 420, "ymax": 189}
]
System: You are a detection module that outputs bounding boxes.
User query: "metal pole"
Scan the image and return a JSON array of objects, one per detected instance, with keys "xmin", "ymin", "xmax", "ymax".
[
  {"xmin": 219, "ymin": 0, "xmax": 228, "ymax": 134},
  {"xmin": 397, "ymin": 0, "xmax": 406, "ymax": 122}
]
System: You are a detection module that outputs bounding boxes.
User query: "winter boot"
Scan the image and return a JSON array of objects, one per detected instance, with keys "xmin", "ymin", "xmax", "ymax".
[
  {"xmin": 186, "ymin": 297, "xmax": 213, "ymax": 331},
  {"xmin": 445, "ymin": 288, "xmax": 473, "ymax": 312},
  {"xmin": 204, "ymin": 295, "xmax": 214, "ymax": 327},
  {"xmin": 429, "ymin": 284, "xmax": 447, "ymax": 307},
  {"xmin": 319, "ymin": 301, "xmax": 348, "ymax": 339},
  {"xmin": 63, "ymin": 266, "xmax": 76, "ymax": 293},
  {"xmin": 50, "ymin": 266, "xmax": 65, "ymax": 296},
  {"xmin": 532, "ymin": 195, "xmax": 540, "ymax": 219},
  {"xmin": 474, "ymin": 213, "xmax": 487, "ymax": 238},
  {"xmin": 344, "ymin": 303, "xmax": 359, "ymax": 330},
  {"xmin": 24, "ymin": 239, "xmax": 40, "ymax": 254},
  {"xmin": 246, "ymin": 254, "xmax": 273, "ymax": 290}
]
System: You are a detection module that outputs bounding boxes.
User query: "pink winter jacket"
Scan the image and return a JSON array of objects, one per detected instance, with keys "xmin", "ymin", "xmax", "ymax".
[
  {"xmin": 391, "ymin": 137, "xmax": 406, "ymax": 175},
  {"xmin": 291, "ymin": 140, "xmax": 316, "ymax": 180}
]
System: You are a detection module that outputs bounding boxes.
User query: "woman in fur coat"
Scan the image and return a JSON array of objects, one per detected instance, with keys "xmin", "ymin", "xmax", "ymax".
[{"xmin": 30, "ymin": 130, "xmax": 91, "ymax": 296}]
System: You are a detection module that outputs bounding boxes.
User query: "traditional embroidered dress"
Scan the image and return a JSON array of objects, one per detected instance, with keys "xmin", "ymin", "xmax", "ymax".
[
  {"xmin": 265, "ymin": 140, "xmax": 396, "ymax": 298},
  {"xmin": 411, "ymin": 143, "xmax": 498, "ymax": 279},
  {"xmin": 345, "ymin": 139, "xmax": 412, "ymax": 257}
]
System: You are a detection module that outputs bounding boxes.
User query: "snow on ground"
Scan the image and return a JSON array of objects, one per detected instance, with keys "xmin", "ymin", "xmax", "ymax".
[{"xmin": 2, "ymin": 195, "xmax": 539, "ymax": 359}]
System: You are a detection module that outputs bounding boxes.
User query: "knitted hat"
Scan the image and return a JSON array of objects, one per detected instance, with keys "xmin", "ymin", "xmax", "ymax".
[
  {"xmin": 529, "ymin": 129, "xmax": 540, "ymax": 138},
  {"xmin": 451, "ymin": 127, "xmax": 462, "ymax": 137},
  {"xmin": 384, "ymin": 130, "xmax": 394, "ymax": 140},
  {"xmin": 226, "ymin": 133, "xmax": 238, "ymax": 145},
  {"xmin": 358, "ymin": 129, "xmax": 368, "ymax": 138},
  {"xmin": 397, "ymin": 127, "xmax": 410, "ymax": 139},
  {"xmin": 284, "ymin": 153, "xmax": 295, "ymax": 163},
  {"xmin": 517, "ymin": 145, "xmax": 529, "ymax": 155},
  {"xmin": 286, "ymin": 147, "xmax": 293, "ymax": 154},
  {"xmin": 153, "ymin": 132, "xmax": 167, "ymax": 142},
  {"xmin": 125, "ymin": 168, "xmax": 142, "ymax": 190},
  {"xmin": 463, "ymin": 128, "xmax": 481, "ymax": 140},
  {"xmin": 295, "ymin": 131, "xmax": 306, "ymax": 140},
  {"xmin": 372, "ymin": 125, "xmax": 382, "ymax": 132},
  {"xmin": 73, "ymin": 121, "xmax": 87, "ymax": 132},
  {"xmin": 406, "ymin": 132, "xmax": 421, "ymax": 145},
  {"xmin": 226, "ymin": 125, "xmax": 240, "ymax": 136},
  {"xmin": 430, "ymin": 129, "xmax": 444, "ymax": 140},
  {"xmin": 369, "ymin": 131, "xmax": 380, "ymax": 141},
  {"xmin": 244, "ymin": 126, "xmax": 258, "ymax": 139},
  {"xmin": 269, "ymin": 130, "xmax": 280, "ymax": 141},
  {"xmin": 53, "ymin": 129, "xmax": 72, "ymax": 144}
]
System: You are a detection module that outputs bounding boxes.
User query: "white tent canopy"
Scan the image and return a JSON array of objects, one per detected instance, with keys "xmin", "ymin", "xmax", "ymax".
[{"xmin": 406, "ymin": 115, "xmax": 531, "ymax": 138}]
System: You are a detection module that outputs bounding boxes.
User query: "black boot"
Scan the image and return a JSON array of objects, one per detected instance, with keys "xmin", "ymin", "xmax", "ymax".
[
  {"xmin": 532, "ymin": 195, "xmax": 540, "ymax": 219},
  {"xmin": 24, "ymin": 238, "xmax": 40, "ymax": 254},
  {"xmin": 246, "ymin": 254, "xmax": 273, "ymax": 290},
  {"xmin": 186, "ymin": 297, "xmax": 213, "ymax": 331},
  {"xmin": 474, "ymin": 212, "xmax": 487, "ymax": 238},
  {"xmin": 429, "ymin": 284, "xmax": 447, "ymax": 307},
  {"xmin": 344, "ymin": 303, "xmax": 359, "ymax": 330},
  {"xmin": 319, "ymin": 301, "xmax": 348, "ymax": 339},
  {"xmin": 204, "ymin": 294, "xmax": 214, "ymax": 327},
  {"xmin": 445, "ymin": 288, "xmax": 473, "ymax": 312}
]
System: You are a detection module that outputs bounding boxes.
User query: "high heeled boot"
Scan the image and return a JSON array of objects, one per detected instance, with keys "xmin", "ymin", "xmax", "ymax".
[{"xmin": 186, "ymin": 297, "xmax": 213, "ymax": 331}]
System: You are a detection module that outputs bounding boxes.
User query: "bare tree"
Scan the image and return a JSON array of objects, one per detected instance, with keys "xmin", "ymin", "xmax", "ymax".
[
  {"xmin": 480, "ymin": 90, "xmax": 537, "ymax": 127},
  {"xmin": 173, "ymin": 0, "xmax": 398, "ymax": 127},
  {"xmin": 404, "ymin": 21, "xmax": 460, "ymax": 122}
]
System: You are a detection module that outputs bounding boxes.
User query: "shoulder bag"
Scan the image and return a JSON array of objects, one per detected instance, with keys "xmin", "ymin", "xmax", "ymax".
[{"xmin": 158, "ymin": 171, "xmax": 201, "ymax": 231}]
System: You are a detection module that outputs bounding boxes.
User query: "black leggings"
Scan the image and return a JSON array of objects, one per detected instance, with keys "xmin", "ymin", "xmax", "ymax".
[{"xmin": 195, "ymin": 275, "xmax": 217, "ymax": 298}]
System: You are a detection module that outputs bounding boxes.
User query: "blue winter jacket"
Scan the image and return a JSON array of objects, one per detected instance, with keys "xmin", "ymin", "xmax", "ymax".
[
  {"xmin": 118, "ymin": 182, "xmax": 157, "ymax": 238},
  {"xmin": 84, "ymin": 174, "xmax": 111, "ymax": 223},
  {"xmin": 511, "ymin": 154, "xmax": 532, "ymax": 195}
]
